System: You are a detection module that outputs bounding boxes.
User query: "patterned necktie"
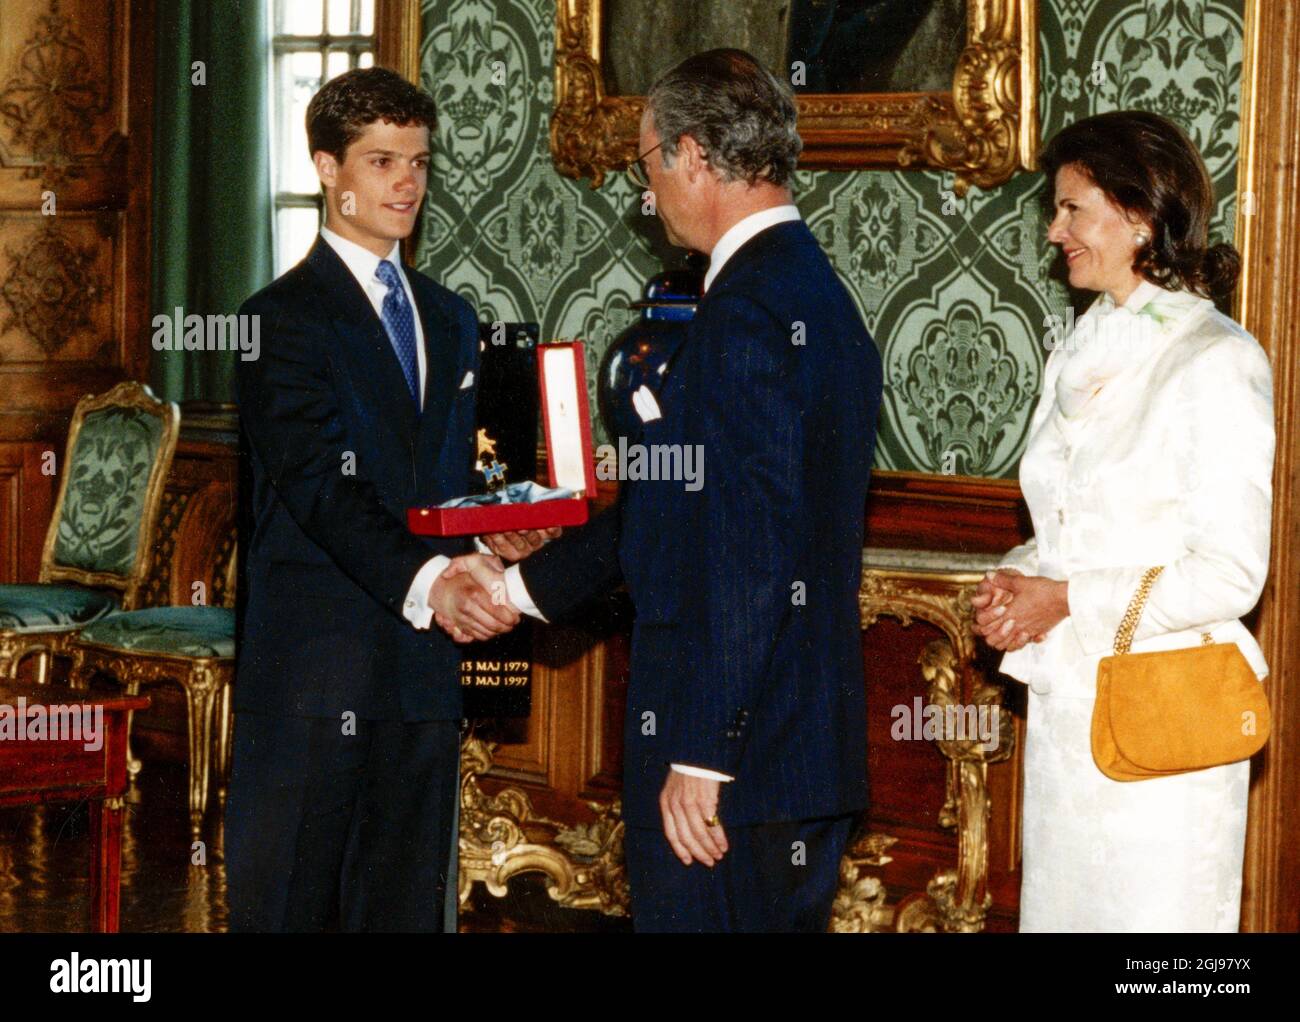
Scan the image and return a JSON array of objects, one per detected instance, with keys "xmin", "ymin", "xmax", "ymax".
[{"xmin": 375, "ymin": 258, "xmax": 420, "ymax": 407}]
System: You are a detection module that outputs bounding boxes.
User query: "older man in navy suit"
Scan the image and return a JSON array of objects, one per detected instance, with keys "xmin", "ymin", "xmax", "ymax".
[
  {"xmin": 454, "ymin": 49, "xmax": 884, "ymax": 931},
  {"xmin": 226, "ymin": 68, "xmax": 520, "ymax": 932}
]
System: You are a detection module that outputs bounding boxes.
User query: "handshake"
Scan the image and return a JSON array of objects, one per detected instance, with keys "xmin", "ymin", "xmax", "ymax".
[{"xmin": 425, "ymin": 528, "xmax": 561, "ymax": 643}]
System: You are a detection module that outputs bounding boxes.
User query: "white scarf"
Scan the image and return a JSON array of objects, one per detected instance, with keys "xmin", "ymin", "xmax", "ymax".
[{"xmin": 1055, "ymin": 280, "xmax": 1212, "ymax": 418}]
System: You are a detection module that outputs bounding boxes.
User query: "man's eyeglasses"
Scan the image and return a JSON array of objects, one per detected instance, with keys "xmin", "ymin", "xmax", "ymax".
[{"xmin": 627, "ymin": 140, "xmax": 663, "ymax": 190}]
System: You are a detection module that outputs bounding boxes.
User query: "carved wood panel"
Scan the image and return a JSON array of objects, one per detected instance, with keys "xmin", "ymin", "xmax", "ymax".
[
  {"xmin": 0, "ymin": 212, "xmax": 118, "ymax": 364},
  {"xmin": 0, "ymin": 0, "xmax": 154, "ymax": 444},
  {"xmin": 0, "ymin": 441, "xmax": 56, "ymax": 584}
]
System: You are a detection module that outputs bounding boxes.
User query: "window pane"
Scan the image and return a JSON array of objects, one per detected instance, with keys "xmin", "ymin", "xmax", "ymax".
[
  {"xmin": 359, "ymin": 0, "xmax": 375, "ymax": 35},
  {"xmin": 327, "ymin": 0, "xmax": 352, "ymax": 36},
  {"xmin": 282, "ymin": 0, "xmax": 323, "ymax": 36},
  {"xmin": 359, "ymin": 51, "xmax": 374, "ymax": 68},
  {"xmin": 279, "ymin": 51, "xmax": 323, "ymax": 194},
  {"xmin": 276, "ymin": 205, "xmax": 321, "ymax": 276},
  {"xmin": 326, "ymin": 49, "xmax": 350, "ymax": 82}
]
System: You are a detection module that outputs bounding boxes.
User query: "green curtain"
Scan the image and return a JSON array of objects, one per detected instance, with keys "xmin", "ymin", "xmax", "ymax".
[{"xmin": 151, "ymin": 0, "xmax": 273, "ymax": 404}]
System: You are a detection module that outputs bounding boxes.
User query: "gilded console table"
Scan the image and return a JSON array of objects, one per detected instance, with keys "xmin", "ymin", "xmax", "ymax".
[
  {"xmin": 456, "ymin": 736, "xmax": 629, "ymax": 916},
  {"xmin": 456, "ymin": 547, "xmax": 1017, "ymax": 931},
  {"xmin": 833, "ymin": 548, "xmax": 1016, "ymax": 933}
]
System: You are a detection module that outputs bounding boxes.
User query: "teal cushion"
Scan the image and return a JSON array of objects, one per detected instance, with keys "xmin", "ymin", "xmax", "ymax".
[
  {"xmin": 0, "ymin": 584, "xmax": 119, "ymax": 633},
  {"xmin": 53, "ymin": 405, "xmax": 166, "ymax": 576},
  {"xmin": 77, "ymin": 606, "xmax": 235, "ymax": 659}
]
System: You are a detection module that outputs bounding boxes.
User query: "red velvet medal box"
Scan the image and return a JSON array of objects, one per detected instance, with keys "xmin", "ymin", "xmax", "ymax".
[{"xmin": 407, "ymin": 341, "xmax": 596, "ymax": 536}]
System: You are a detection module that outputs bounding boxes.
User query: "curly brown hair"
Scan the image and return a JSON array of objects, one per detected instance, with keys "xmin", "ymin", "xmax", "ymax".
[
  {"xmin": 305, "ymin": 67, "xmax": 437, "ymax": 163},
  {"xmin": 1039, "ymin": 110, "xmax": 1240, "ymax": 299}
]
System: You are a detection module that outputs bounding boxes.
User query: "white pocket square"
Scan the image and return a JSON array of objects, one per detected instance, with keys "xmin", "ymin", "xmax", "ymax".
[
  {"xmin": 459, "ymin": 370, "xmax": 474, "ymax": 389},
  {"xmin": 632, "ymin": 385, "xmax": 662, "ymax": 423}
]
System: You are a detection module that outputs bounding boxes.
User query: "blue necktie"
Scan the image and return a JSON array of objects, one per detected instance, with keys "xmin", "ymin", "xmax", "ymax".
[{"xmin": 375, "ymin": 258, "xmax": 420, "ymax": 407}]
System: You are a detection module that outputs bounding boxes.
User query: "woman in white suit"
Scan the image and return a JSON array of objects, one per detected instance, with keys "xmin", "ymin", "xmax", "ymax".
[{"xmin": 970, "ymin": 111, "xmax": 1275, "ymax": 932}]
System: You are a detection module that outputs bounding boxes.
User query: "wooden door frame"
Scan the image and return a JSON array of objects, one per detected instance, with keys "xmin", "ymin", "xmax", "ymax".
[{"xmin": 1236, "ymin": 0, "xmax": 1300, "ymax": 934}]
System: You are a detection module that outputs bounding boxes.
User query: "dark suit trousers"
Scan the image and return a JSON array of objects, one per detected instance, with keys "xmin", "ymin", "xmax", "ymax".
[
  {"xmin": 225, "ymin": 711, "xmax": 460, "ymax": 932},
  {"xmin": 622, "ymin": 814, "xmax": 855, "ymax": 932}
]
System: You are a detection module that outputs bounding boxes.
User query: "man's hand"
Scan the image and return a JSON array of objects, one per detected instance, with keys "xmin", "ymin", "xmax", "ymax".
[
  {"xmin": 428, "ymin": 553, "xmax": 519, "ymax": 643},
  {"xmin": 659, "ymin": 770, "xmax": 729, "ymax": 867},
  {"xmin": 482, "ymin": 527, "xmax": 562, "ymax": 563},
  {"xmin": 972, "ymin": 570, "xmax": 1064, "ymax": 651}
]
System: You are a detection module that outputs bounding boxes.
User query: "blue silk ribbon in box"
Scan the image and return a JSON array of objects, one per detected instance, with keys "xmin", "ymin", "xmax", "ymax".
[{"xmin": 437, "ymin": 480, "xmax": 574, "ymax": 509}]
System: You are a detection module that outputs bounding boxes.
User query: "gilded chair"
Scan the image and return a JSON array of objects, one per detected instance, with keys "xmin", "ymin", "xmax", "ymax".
[
  {"xmin": 68, "ymin": 543, "xmax": 237, "ymax": 840},
  {"xmin": 0, "ymin": 382, "xmax": 180, "ymax": 683}
]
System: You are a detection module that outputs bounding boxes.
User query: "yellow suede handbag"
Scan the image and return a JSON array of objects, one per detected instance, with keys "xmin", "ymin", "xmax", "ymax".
[{"xmin": 1091, "ymin": 566, "xmax": 1271, "ymax": 781}]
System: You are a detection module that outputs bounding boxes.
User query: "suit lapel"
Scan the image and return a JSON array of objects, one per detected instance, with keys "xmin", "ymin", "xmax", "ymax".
[
  {"xmin": 306, "ymin": 238, "xmax": 419, "ymax": 440},
  {"xmin": 408, "ymin": 268, "xmax": 464, "ymax": 490}
]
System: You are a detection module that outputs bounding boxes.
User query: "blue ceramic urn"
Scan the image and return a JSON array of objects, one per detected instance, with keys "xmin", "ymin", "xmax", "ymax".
[{"xmin": 598, "ymin": 255, "xmax": 705, "ymax": 442}]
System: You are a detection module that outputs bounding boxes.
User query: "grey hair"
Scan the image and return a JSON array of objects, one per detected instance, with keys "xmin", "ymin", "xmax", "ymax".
[{"xmin": 646, "ymin": 48, "xmax": 802, "ymax": 187}]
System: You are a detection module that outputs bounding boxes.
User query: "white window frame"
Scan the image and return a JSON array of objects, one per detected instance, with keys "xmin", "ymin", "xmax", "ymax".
[{"xmin": 268, "ymin": 0, "xmax": 378, "ymax": 275}]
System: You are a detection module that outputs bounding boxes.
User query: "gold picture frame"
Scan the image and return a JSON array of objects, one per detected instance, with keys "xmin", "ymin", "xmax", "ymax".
[{"xmin": 550, "ymin": 0, "xmax": 1039, "ymax": 194}]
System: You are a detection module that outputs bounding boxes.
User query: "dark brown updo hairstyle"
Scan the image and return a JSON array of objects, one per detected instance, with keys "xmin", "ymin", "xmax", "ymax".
[{"xmin": 1039, "ymin": 110, "xmax": 1240, "ymax": 298}]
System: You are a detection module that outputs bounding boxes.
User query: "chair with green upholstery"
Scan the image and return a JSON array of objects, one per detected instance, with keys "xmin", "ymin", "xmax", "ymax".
[
  {"xmin": 0, "ymin": 381, "xmax": 180, "ymax": 683},
  {"xmin": 68, "ymin": 545, "xmax": 237, "ymax": 840}
]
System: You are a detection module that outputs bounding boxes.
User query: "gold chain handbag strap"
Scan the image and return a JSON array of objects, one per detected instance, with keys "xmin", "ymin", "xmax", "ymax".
[
  {"xmin": 1112, "ymin": 565, "xmax": 1214, "ymax": 655},
  {"xmin": 1113, "ymin": 566, "xmax": 1164, "ymax": 655}
]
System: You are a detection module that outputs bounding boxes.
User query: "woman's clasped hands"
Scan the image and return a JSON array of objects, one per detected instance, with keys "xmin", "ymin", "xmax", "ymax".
[{"xmin": 970, "ymin": 569, "xmax": 1071, "ymax": 652}]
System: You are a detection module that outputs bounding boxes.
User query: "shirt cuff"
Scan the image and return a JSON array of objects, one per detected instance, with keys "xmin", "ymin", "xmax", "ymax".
[
  {"xmin": 504, "ymin": 564, "xmax": 548, "ymax": 623},
  {"xmin": 670, "ymin": 763, "xmax": 735, "ymax": 783},
  {"xmin": 403, "ymin": 555, "xmax": 451, "ymax": 630}
]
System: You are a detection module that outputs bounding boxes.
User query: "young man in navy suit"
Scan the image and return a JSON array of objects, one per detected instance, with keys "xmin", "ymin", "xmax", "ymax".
[
  {"xmin": 226, "ymin": 67, "xmax": 519, "ymax": 932},
  {"xmin": 458, "ymin": 50, "xmax": 884, "ymax": 931}
]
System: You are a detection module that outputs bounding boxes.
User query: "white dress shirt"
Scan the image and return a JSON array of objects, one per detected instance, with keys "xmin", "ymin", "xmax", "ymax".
[
  {"xmin": 319, "ymin": 224, "xmax": 427, "ymax": 406},
  {"xmin": 703, "ymin": 204, "xmax": 802, "ymax": 292}
]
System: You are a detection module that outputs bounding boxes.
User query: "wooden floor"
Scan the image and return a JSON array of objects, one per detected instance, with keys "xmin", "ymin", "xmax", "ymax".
[
  {"xmin": 0, "ymin": 759, "xmax": 629, "ymax": 933},
  {"xmin": 0, "ymin": 762, "xmax": 228, "ymax": 933}
]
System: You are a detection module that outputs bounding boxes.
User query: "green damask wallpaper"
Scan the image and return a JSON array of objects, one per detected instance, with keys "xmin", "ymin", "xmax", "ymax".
[{"xmin": 413, "ymin": 0, "xmax": 1243, "ymax": 477}]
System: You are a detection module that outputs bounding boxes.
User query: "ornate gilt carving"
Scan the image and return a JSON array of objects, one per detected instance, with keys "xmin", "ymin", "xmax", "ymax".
[
  {"xmin": 840, "ymin": 568, "xmax": 1016, "ymax": 933},
  {"xmin": 830, "ymin": 856, "xmax": 893, "ymax": 933},
  {"xmin": 859, "ymin": 568, "xmax": 979, "ymax": 662},
  {"xmin": 551, "ymin": 0, "xmax": 1037, "ymax": 193},
  {"xmin": 916, "ymin": 638, "xmax": 1012, "ymax": 932},
  {"xmin": 457, "ymin": 737, "xmax": 630, "ymax": 915},
  {"xmin": 68, "ymin": 641, "xmax": 233, "ymax": 840},
  {"xmin": 904, "ymin": 0, "xmax": 1036, "ymax": 192},
  {"xmin": 458, "ymin": 565, "xmax": 1013, "ymax": 932}
]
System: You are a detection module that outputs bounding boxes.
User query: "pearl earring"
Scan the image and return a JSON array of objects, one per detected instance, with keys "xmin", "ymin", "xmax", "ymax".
[{"xmin": 1135, "ymin": 233, "xmax": 1149, "ymax": 246}]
